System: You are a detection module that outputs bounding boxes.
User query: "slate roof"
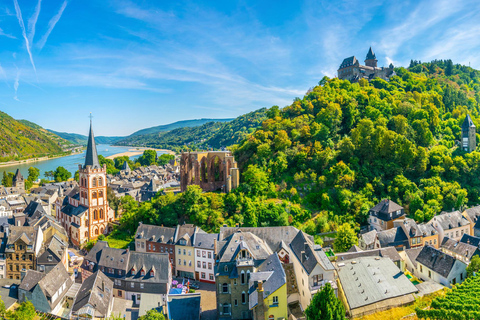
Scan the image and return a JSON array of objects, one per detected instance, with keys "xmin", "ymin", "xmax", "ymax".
[
  {"xmin": 417, "ymin": 223, "xmax": 438, "ymax": 237},
  {"xmin": 399, "ymin": 218, "xmax": 422, "ymax": 237},
  {"xmin": 37, "ymin": 263, "xmax": 72, "ymax": 304},
  {"xmin": 431, "ymin": 211, "xmax": 470, "ymax": 231},
  {"xmin": 73, "ymin": 271, "xmax": 113, "ymax": 318},
  {"xmin": 361, "ymin": 230, "xmax": 378, "ymax": 246},
  {"xmin": 249, "ymin": 253, "xmax": 286, "ymax": 309},
  {"xmin": 463, "ymin": 205, "xmax": 480, "ymax": 223},
  {"xmin": 217, "ymin": 231, "xmax": 272, "ymax": 263},
  {"xmin": 405, "ymin": 247, "xmax": 423, "ymax": 268},
  {"xmin": 61, "ymin": 203, "xmax": 88, "ymax": 217},
  {"xmin": 289, "ymin": 231, "xmax": 334, "ymax": 275},
  {"xmin": 377, "ymin": 227, "xmax": 408, "ymax": 248},
  {"xmin": 194, "ymin": 232, "xmax": 218, "ymax": 250},
  {"xmin": 167, "ymin": 294, "xmax": 201, "ymax": 320},
  {"xmin": 175, "ymin": 224, "xmax": 198, "ymax": 246},
  {"xmin": 337, "ymin": 257, "xmax": 417, "ymax": 310},
  {"xmin": 219, "ymin": 226, "xmax": 302, "ymax": 252},
  {"xmin": 98, "ymin": 247, "xmax": 129, "ymax": 270},
  {"xmin": 125, "ymin": 252, "xmax": 170, "ymax": 286},
  {"xmin": 369, "ymin": 199, "xmax": 404, "ymax": 221},
  {"xmin": 460, "ymin": 234, "xmax": 480, "ymax": 248},
  {"xmin": 84, "ymin": 120, "xmax": 101, "ymax": 169},
  {"xmin": 85, "ymin": 241, "xmax": 109, "ymax": 264},
  {"xmin": 7, "ymin": 226, "xmax": 36, "ymax": 246},
  {"xmin": 336, "ymin": 247, "xmax": 402, "ymax": 263},
  {"xmin": 135, "ymin": 224, "xmax": 176, "ymax": 244},
  {"xmin": 37, "ymin": 235, "xmax": 67, "ymax": 265},
  {"xmin": 416, "ymin": 245, "xmax": 456, "ymax": 278},
  {"xmin": 19, "ymin": 270, "xmax": 44, "ymax": 292},
  {"xmin": 441, "ymin": 237, "xmax": 479, "ymax": 260},
  {"xmin": 462, "ymin": 114, "xmax": 476, "ymax": 130},
  {"xmin": 339, "ymin": 56, "xmax": 358, "ymax": 69},
  {"xmin": 366, "ymin": 47, "xmax": 376, "ymax": 60},
  {"xmin": 23, "ymin": 201, "xmax": 47, "ymax": 221}
]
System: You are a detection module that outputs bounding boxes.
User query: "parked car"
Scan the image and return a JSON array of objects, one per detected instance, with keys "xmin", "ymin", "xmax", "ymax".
[{"xmin": 189, "ymin": 282, "xmax": 200, "ymax": 290}]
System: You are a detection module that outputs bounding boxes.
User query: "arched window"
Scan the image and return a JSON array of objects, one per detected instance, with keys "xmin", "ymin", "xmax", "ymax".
[
  {"xmin": 100, "ymin": 227, "xmax": 104, "ymax": 234},
  {"xmin": 92, "ymin": 191, "xmax": 97, "ymax": 199},
  {"xmin": 247, "ymin": 270, "xmax": 251, "ymax": 282},
  {"xmin": 241, "ymin": 270, "xmax": 245, "ymax": 284},
  {"xmin": 241, "ymin": 291, "xmax": 246, "ymax": 304},
  {"xmin": 99, "ymin": 190, "xmax": 104, "ymax": 198},
  {"xmin": 99, "ymin": 209, "xmax": 104, "ymax": 219},
  {"xmin": 85, "ymin": 231, "xmax": 88, "ymax": 238},
  {"xmin": 141, "ymin": 269, "xmax": 145, "ymax": 276},
  {"xmin": 269, "ymin": 316, "xmax": 275, "ymax": 320},
  {"xmin": 222, "ymin": 283, "xmax": 228, "ymax": 293},
  {"xmin": 94, "ymin": 228, "xmax": 98, "ymax": 235},
  {"xmin": 98, "ymin": 177, "xmax": 103, "ymax": 186},
  {"xmin": 93, "ymin": 210, "xmax": 98, "ymax": 220},
  {"xmin": 92, "ymin": 178, "xmax": 97, "ymax": 187}
]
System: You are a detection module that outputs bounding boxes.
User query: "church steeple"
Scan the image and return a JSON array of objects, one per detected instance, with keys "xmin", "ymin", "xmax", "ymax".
[
  {"xmin": 84, "ymin": 115, "xmax": 101, "ymax": 169},
  {"xmin": 365, "ymin": 46, "xmax": 378, "ymax": 68}
]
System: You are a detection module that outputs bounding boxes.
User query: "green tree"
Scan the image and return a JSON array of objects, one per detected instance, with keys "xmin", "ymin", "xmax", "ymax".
[
  {"xmin": 44, "ymin": 170, "xmax": 54, "ymax": 180},
  {"xmin": 157, "ymin": 154, "xmax": 175, "ymax": 166},
  {"xmin": 467, "ymin": 255, "xmax": 480, "ymax": 278},
  {"xmin": 445, "ymin": 59, "xmax": 453, "ymax": 76},
  {"xmin": 27, "ymin": 167, "xmax": 40, "ymax": 182},
  {"xmin": 137, "ymin": 150, "xmax": 157, "ymax": 166},
  {"xmin": 305, "ymin": 283, "xmax": 345, "ymax": 320},
  {"xmin": 0, "ymin": 295, "xmax": 5, "ymax": 318},
  {"xmin": 9, "ymin": 301, "xmax": 36, "ymax": 320},
  {"xmin": 333, "ymin": 223, "xmax": 358, "ymax": 253},
  {"xmin": 2, "ymin": 172, "xmax": 14, "ymax": 187},
  {"xmin": 242, "ymin": 165, "xmax": 272, "ymax": 197},
  {"xmin": 54, "ymin": 166, "xmax": 72, "ymax": 182},
  {"xmin": 138, "ymin": 309, "xmax": 165, "ymax": 320}
]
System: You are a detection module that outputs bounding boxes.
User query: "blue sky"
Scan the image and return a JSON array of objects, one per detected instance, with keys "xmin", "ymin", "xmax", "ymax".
[{"xmin": 1, "ymin": 0, "xmax": 480, "ymax": 136}]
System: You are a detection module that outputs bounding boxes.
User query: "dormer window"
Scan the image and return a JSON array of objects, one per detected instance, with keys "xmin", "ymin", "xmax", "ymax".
[
  {"xmin": 131, "ymin": 267, "xmax": 135, "ymax": 274},
  {"xmin": 140, "ymin": 269, "xmax": 145, "ymax": 276},
  {"xmin": 150, "ymin": 270, "xmax": 154, "ymax": 277}
]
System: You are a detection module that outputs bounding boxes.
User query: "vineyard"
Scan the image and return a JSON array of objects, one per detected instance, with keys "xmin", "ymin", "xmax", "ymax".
[{"xmin": 416, "ymin": 275, "xmax": 480, "ymax": 319}]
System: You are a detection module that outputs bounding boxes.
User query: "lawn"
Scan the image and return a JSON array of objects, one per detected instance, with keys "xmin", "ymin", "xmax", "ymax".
[
  {"xmin": 358, "ymin": 290, "xmax": 446, "ymax": 320},
  {"xmin": 104, "ymin": 230, "xmax": 134, "ymax": 249}
]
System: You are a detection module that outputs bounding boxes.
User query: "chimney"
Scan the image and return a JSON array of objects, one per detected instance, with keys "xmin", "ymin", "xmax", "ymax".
[
  {"xmin": 255, "ymin": 281, "xmax": 265, "ymax": 320},
  {"xmin": 214, "ymin": 239, "xmax": 218, "ymax": 255}
]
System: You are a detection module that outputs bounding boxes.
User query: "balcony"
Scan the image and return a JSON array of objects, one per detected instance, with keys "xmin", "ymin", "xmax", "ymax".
[
  {"xmin": 236, "ymin": 258, "xmax": 254, "ymax": 267},
  {"xmin": 309, "ymin": 280, "xmax": 337, "ymax": 293}
]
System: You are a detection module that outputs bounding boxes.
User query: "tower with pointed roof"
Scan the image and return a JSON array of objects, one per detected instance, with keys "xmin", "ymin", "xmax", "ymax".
[
  {"xmin": 12, "ymin": 169, "xmax": 24, "ymax": 190},
  {"xmin": 365, "ymin": 47, "xmax": 377, "ymax": 68},
  {"xmin": 462, "ymin": 114, "xmax": 476, "ymax": 152},
  {"xmin": 77, "ymin": 118, "xmax": 114, "ymax": 242}
]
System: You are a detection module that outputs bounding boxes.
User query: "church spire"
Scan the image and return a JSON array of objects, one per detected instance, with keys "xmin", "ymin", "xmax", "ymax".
[
  {"xmin": 366, "ymin": 46, "xmax": 376, "ymax": 60},
  {"xmin": 84, "ymin": 114, "xmax": 101, "ymax": 169}
]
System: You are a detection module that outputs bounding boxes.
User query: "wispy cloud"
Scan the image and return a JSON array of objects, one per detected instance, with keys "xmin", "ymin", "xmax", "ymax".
[
  {"xmin": 0, "ymin": 27, "xmax": 16, "ymax": 39},
  {"xmin": 37, "ymin": 0, "xmax": 68, "ymax": 50},
  {"xmin": 27, "ymin": 0, "xmax": 42, "ymax": 44},
  {"xmin": 13, "ymin": 68, "xmax": 20, "ymax": 101},
  {"xmin": 13, "ymin": 0, "xmax": 36, "ymax": 75}
]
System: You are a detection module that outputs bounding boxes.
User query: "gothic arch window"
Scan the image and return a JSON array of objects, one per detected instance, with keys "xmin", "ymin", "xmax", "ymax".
[
  {"xmin": 93, "ymin": 210, "xmax": 98, "ymax": 220},
  {"xmin": 98, "ymin": 177, "xmax": 103, "ymax": 186},
  {"xmin": 92, "ymin": 191, "xmax": 97, "ymax": 199},
  {"xmin": 99, "ymin": 190, "xmax": 104, "ymax": 198},
  {"xmin": 94, "ymin": 228, "xmax": 99, "ymax": 236},
  {"xmin": 100, "ymin": 227, "xmax": 104, "ymax": 234},
  {"xmin": 92, "ymin": 178, "xmax": 97, "ymax": 187},
  {"xmin": 85, "ymin": 231, "xmax": 88, "ymax": 238},
  {"xmin": 99, "ymin": 209, "xmax": 104, "ymax": 219}
]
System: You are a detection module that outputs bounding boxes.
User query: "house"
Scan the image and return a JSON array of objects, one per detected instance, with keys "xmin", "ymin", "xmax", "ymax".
[
  {"xmin": 289, "ymin": 231, "xmax": 336, "ymax": 312},
  {"xmin": 337, "ymin": 47, "xmax": 395, "ymax": 82},
  {"xmin": 415, "ymin": 245, "xmax": 467, "ymax": 287},
  {"xmin": 377, "ymin": 227, "xmax": 409, "ymax": 250},
  {"xmin": 5, "ymin": 226, "xmax": 42, "ymax": 279},
  {"xmin": 18, "ymin": 263, "xmax": 73, "ymax": 315},
  {"xmin": 81, "ymin": 241, "xmax": 172, "ymax": 307},
  {"xmin": 249, "ymin": 253, "xmax": 288, "ymax": 320},
  {"xmin": 440, "ymin": 237, "xmax": 480, "ymax": 264},
  {"xmin": 368, "ymin": 199, "xmax": 405, "ymax": 231},
  {"xmin": 460, "ymin": 233, "xmax": 480, "ymax": 247},
  {"xmin": 400, "ymin": 247, "xmax": 423, "ymax": 277},
  {"xmin": 215, "ymin": 231, "xmax": 273, "ymax": 319},
  {"xmin": 175, "ymin": 224, "xmax": 203, "ymax": 279},
  {"xmin": 0, "ymin": 231, "xmax": 7, "ymax": 279},
  {"xmin": 393, "ymin": 218, "xmax": 440, "ymax": 248},
  {"xmin": 72, "ymin": 270, "xmax": 114, "ymax": 319},
  {"xmin": 429, "ymin": 211, "xmax": 470, "ymax": 243},
  {"xmin": 193, "ymin": 232, "xmax": 218, "ymax": 283},
  {"xmin": 358, "ymin": 230, "xmax": 380, "ymax": 250},
  {"xmin": 336, "ymin": 257, "xmax": 418, "ymax": 318},
  {"xmin": 135, "ymin": 223, "xmax": 176, "ymax": 273},
  {"xmin": 462, "ymin": 205, "xmax": 480, "ymax": 236},
  {"xmin": 417, "ymin": 222, "xmax": 440, "ymax": 248},
  {"xmin": 36, "ymin": 235, "xmax": 68, "ymax": 273}
]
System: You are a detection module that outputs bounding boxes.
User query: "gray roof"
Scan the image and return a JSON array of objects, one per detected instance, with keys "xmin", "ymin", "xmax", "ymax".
[
  {"xmin": 167, "ymin": 294, "xmax": 201, "ymax": 320},
  {"xmin": 464, "ymin": 205, "xmax": 480, "ymax": 223},
  {"xmin": 194, "ymin": 232, "xmax": 218, "ymax": 250},
  {"xmin": 85, "ymin": 241, "xmax": 109, "ymax": 264},
  {"xmin": 460, "ymin": 234, "xmax": 480, "ymax": 248},
  {"xmin": 417, "ymin": 222, "xmax": 438, "ymax": 237},
  {"xmin": 61, "ymin": 203, "xmax": 88, "ymax": 217},
  {"xmin": 84, "ymin": 119, "xmax": 101, "ymax": 169},
  {"xmin": 38, "ymin": 263, "xmax": 72, "ymax": 303},
  {"xmin": 361, "ymin": 230, "xmax": 378, "ymax": 246},
  {"xmin": 126, "ymin": 252, "xmax": 170, "ymax": 286},
  {"xmin": 19, "ymin": 270, "xmax": 45, "ymax": 292},
  {"xmin": 23, "ymin": 201, "xmax": 46, "ymax": 220},
  {"xmin": 249, "ymin": 253, "xmax": 286, "ymax": 309},
  {"xmin": 135, "ymin": 224, "xmax": 176, "ymax": 244},
  {"xmin": 73, "ymin": 271, "xmax": 113, "ymax": 318},
  {"xmin": 7, "ymin": 226, "xmax": 36, "ymax": 246},
  {"xmin": 219, "ymin": 226, "xmax": 302, "ymax": 252},
  {"xmin": 441, "ymin": 237, "xmax": 480, "ymax": 260},
  {"xmin": 98, "ymin": 247, "xmax": 129, "ymax": 270},
  {"xmin": 377, "ymin": 227, "xmax": 408, "ymax": 247},
  {"xmin": 370, "ymin": 199, "xmax": 404, "ymax": 221},
  {"xmin": 337, "ymin": 257, "xmax": 417, "ymax": 310},
  {"xmin": 416, "ymin": 245, "xmax": 456, "ymax": 278},
  {"xmin": 289, "ymin": 231, "xmax": 334, "ymax": 275},
  {"xmin": 218, "ymin": 231, "xmax": 272, "ymax": 263},
  {"xmin": 366, "ymin": 47, "xmax": 376, "ymax": 60},
  {"xmin": 405, "ymin": 247, "xmax": 423, "ymax": 268},
  {"xmin": 336, "ymin": 247, "xmax": 401, "ymax": 263},
  {"xmin": 430, "ymin": 211, "xmax": 470, "ymax": 230},
  {"xmin": 339, "ymin": 56, "xmax": 358, "ymax": 69},
  {"xmin": 175, "ymin": 224, "xmax": 198, "ymax": 246},
  {"xmin": 462, "ymin": 114, "xmax": 475, "ymax": 130},
  {"xmin": 399, "ymin": 218, "xmax": 422, "ymax": 237}
]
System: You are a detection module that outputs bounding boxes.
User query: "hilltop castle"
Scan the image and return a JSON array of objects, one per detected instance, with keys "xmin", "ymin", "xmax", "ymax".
[{"xmin": 338, "ymin": 47, "xmax": 395, "ymax": 82}]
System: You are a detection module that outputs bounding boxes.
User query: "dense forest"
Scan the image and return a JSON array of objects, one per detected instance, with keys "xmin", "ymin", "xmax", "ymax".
[
  {"xmin": 0, "ymin": 113, "xmax": 72, "ymax": 162},
  {"xmin": 111, "ymin": 60, "xmax": 480, "ymax": 243},
  {"xmin": 115, "ymin": 109, "xmax": 267, "ymax": 151}
]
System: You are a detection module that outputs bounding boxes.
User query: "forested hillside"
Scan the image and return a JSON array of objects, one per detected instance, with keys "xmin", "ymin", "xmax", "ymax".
[
  {"xmin": 126, "ymin": 118, "xmax": 233, "ymax": 137},
  {"xmin": 0, "ymin": 113, "xmax": 70, "ymax": 162},
  {"xmin": 48, "ymin": 130, "xmax": 123, "ymax": 145}
]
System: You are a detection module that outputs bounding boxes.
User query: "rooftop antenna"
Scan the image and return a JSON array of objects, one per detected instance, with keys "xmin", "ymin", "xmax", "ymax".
[{"xmin": 89, "ymin": 112, "xmax": 93, "ymax": 123}]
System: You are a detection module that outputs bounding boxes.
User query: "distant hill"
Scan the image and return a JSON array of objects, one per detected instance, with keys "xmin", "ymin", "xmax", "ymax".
[
  {"xmin": 114, "ymin": 109, "xmax": 267, "ymax": 151},
  {"xmin": 0, "ymin": 114, "xmax": 71, "ymax": 162},
  {"xmin": 48, "ymin": 130, "xmax": 124, "ymax": 145},
  {"xmin": 127, "ymin": 118, "xmax": 234, "ymax": 137}
]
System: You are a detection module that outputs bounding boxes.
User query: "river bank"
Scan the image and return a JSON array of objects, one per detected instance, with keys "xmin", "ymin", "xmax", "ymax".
[
  {"xmin": 0, "ymin": 151, "xmax": 84, "ymax": 168},
  {"xmin": 105, "ymin": 147, "xmax": 175, "ymax": 159}
]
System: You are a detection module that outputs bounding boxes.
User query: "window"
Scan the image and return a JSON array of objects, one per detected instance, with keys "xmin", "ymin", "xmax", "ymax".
[
  {"xmin": 234, "ymin": 279, "xmax": 237, "ymax": 285},
  {"xmin": 201, "ymin": 272, "xmax": 205, "ymax": 279},
  {"xmin": 208, "ymin": 252, "xmax": 212, "ymax": 259},
  {"xmin": 223, "ymin": 304, "xmax": 230, "ymax": 315},
  {"xmin": 202, "ymin": 251, "xmax": 206, "ymax": 258},
  {"xmin": 273, "ymin": 296, "xmax": 279, "ymax": 304},
  {"xmin": 189, "ymin": 261, "xmax": 192, "ymax": 267},
  {"xmin": 178, "ymin": 249, "xmax": 181, "ymax": 254},
  {"xmin": 197, "ymin": 251, "xmax": 200, "ymax": 257},
  {"xmin": 197, "ymin": 261, "xmax": 201, "ymax": 268},
  {"xmin": 456, "ymin": 231, "xmax": 459, "ymax": 238},
  {"xmin": 131, "ymin": 283, "xmax": 134, "ymax": 288},
  {"xmin": 115, "ymin": 280, "xmax": 121, "ymax": 286},
  {"xmin": 140, "ymin": 283, "xmax": 144, "ymax": 289},
  {"xmin": 224, "ymin": 265, "xmax": 228, "ymax": 272},
  {"xmin": 420, "ymin": 265, "xmax": 423, "ymax": 272},
  {"xmin": 434, "ymin": 239, "xmax": 437, "ymax": 245},
  {"xmin": 184, "ymin": 260, "xmax": 186, "ymax": 266},
  {"xmin": 209, "ymin": 274, "xmax": 214, "ymax": 281},
  {"xmin": 234, "ymin": 299, "xmax": 238, "ymax": 306},
  {"xmin": 141, "ymin": 270, "xmax": 145, "ymax": 276},
  {"xmin": 208, "ymin": 263, "xmax": 212, "ymax": 270},
  {"xmin": 241, "ymin": 271, "xmax": 245, "ymax": 284},
  {"xmin": 188, "ymin": 250, "xmax": 191, "ymax": 256},
  {"xmin": 428, "ymin": 270, "xmax": 431, "ymax": 278},
  {"xmin": 178, "ymin": 259, "xmax": 181, "ymax": 265},
  {"xmin": 222, "ymin": 283, "xmax": 228, "ymax": 293},
  {"xmin": 242, "ymin": 292, "xmax": 246, "ymax": 304},
  {"xmin": 203, "ymin": 262, "xmax": 206, "ymax": 269}
]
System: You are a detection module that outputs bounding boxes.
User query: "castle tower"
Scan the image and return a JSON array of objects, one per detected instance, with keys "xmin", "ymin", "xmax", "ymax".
[
  {"xmin": 12, "ymin": 169, "xmax": 24, "ymax": 190},
  {"xmin": 462, "ymin": 114, "xmax": 476, "ymax": 152},
  {"xmin": 78, "ymin": 118, "xmax": 112, "ymax": 241},
  {"xmin": 365, "ymin": 47, "xmax": 378, "ymax": 68}
]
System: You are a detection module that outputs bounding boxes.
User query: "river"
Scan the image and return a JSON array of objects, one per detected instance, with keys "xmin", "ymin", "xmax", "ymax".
[{"xmin": 0, "ymin": 144, "xmax": 167, "ymax": 179}]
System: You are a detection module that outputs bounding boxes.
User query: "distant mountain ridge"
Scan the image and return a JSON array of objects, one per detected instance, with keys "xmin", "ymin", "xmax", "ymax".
[
  {"xmin": 47, "ymin": 130, "xmax": 123, "ymax": 145},
  {"xmin": 127, "ymin": 118, "xmax": 234, "ymax": 137},
  {"xmin": 0, "ymin": 115, "xmax": 72, "ymax": 162}
]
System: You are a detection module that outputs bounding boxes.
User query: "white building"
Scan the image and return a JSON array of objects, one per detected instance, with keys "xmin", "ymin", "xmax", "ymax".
[{"xmin": 193, "ymin": 233, "xmax": 217, "ymax": 283}]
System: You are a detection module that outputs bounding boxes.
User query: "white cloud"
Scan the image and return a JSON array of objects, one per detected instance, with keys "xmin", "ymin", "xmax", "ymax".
[
  {"xmin": 37, "ymin": 0, "xmax": 68, "ymax": 50},
  {"xmin": 13, "ymin": 0, "xmax": 36, "ymax": 75}
]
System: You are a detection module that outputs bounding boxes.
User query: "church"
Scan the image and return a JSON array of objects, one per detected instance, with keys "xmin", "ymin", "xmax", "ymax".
[
  {"xmin": 338, "ymin": 47, "xmax": 395, "ymax": 82},
  {"xmin": 55, "ymin": 119, "xmax": 116, "ymax": 247}
]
